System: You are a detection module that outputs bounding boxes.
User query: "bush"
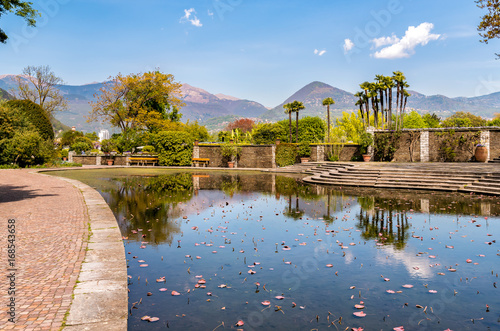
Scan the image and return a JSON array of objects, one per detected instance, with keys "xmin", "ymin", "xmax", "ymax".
[
  {"xmin": 153, "ymin": 131, "xmax": 194, "ymax": 166},
  {"xmin": 61, "ymin": 130, "xmax": 84, "ymax": 147},
  {"xmin": 276, "ymin": 143, "xmax": 297, "ymax": 167},
  {"xmin": 142, "ymin": 145, "xmax": 155, "ymax": 154},
  {"xmin": 0, "ymin": 130, "xmax": 53, "ymax": 167},
  {"xmin": 101, "ymin": 139, "xmax": 118, "ymax": 153},
  {"xmin": 71, "ymin": 141, "xmax": 93, "ymax": 154},
  {"xmin": 6, "ymin": 100, "xmax": 54, "ymax": 140},
  {"xmin": 359, "ymin": 132, "xmax": 373, "ymax": 155},
  {"xmin": 60, "ymin": 149, "xmax": 69, "ymax": 159},
  {"xmin": 298, "ymin": 116, "xmax": 326, "ymax": 143},
  {"xmin": 298, "ymin": 142, "xmax": 311, "ymax": 157},
  {"xmin": 220, "ymin": 142, "xmax": 242, "ymax": 162}
]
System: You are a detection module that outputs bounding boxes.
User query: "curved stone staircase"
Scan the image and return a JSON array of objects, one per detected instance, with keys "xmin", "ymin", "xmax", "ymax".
[{"xmin": 301, "ymin": 162, "xmax": 500, "ymax": 196}]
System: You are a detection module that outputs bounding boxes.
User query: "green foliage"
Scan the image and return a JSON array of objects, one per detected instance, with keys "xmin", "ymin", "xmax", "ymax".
[
  {"xmin": 185, "ymin": 121, "xmax": 209, "ymax": 142},
  {"xmin": 422, "ymin": 113, "xmax": 441, "ymax": 128},
  {"xmin": 61, "ymin": 130, "xmax": 84, "ymax": 146},
  {"xmin": 298, "ymin": 142, "xmax": 311, "ymax": 157},
  {"xmin": 298, "ymin": 116, "xmax": 326, "ymax": 142},
  {"xmin": 113, "ymin": 129, "xmax": 151, "ymax": 153},
  {"xmin": 331, "ymin": 111, "xmax": 364, "ymax": 143},
  {"xmin": 60, "ymin": 149, "xmax": 69, "ymax": 159},
  {"xmin": 6, "ymin": 100, "xmax": 54, "ymax": 140},
  {"xmin": 153, "ymin": 131, "xmax": 193, "ymax": 166},
  {"xmin": 0, "ymin": 130, "xmax": 53, "ymax": 167},
  {"xmin": 487, "ymin": 118, "xmax": 500, "ymax": 127},
  {"xmin": 252, "ymin": 123, "xmax": 280, "ymax": 144},
  {"xmin": 276, "ymin": 143, "xmax": 297, "ymax": 167},
  {"xmin": 142, "ymin": 145, "xmax": 155, "ymax": 154},
  {"xmin": 220, "ymin": 142, "xmax": 242, "ymax": 162},
  {"xmin": 100, "ymin": 139, "xmax": 118, "ymax": 153},
  {"xmin": 374, "ymin": 132, "xmax": 401, "ymax": 161},
  {"xmin": 70, "ymin": 141, "xmax": 93, "ymax": 154},
  {"xmin": 85, "ymin": 132, "xmax": 99, "ymax": 141},
  {"xmin": 0, "ymin": 1, "xmax": 39, "ymax": 43},
  {"xmin": 403, "ymin": 111, "xmax": 426, "ymax": 129},
  {"xmin": 358, "ymin": 132, "xmax": 373, "ymax": 155},
  {"xmin": 441, "ymin": 112, "xmax": 486, "ymax": 128}
]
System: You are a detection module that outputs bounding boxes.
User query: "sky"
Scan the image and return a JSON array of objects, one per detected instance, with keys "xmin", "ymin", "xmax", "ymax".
[{"xmin": 1, "ymin": 0, "xmax": 499, "ymax": 107}]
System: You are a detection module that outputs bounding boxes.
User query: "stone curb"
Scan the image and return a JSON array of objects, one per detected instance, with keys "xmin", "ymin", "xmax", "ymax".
[{"xmin": 37, "ymin": 171, "xmax": 128, "ymax": 330}]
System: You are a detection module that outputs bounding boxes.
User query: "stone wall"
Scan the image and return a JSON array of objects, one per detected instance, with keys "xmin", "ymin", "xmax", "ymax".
[
  {"xmin": 198, "ymin": 144, "xmax": 276, "ymax": 168},
  {"xmin": 71, "ymin": 155, "xmax": 130, "ymax": 166}
]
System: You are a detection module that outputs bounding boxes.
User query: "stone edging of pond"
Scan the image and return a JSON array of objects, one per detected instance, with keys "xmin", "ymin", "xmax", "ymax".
[{"xmin": 37, "ymin": 171, "xmax": 128, "ymax": 330}]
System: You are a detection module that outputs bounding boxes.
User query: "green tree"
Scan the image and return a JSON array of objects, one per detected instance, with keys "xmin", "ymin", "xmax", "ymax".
[
  {"xmin": 422, "ymin": 113, "xmax": 441, "ymax": 128},
  {"xmin": 298, "ymin": 116, "xmax": 326, "ymax": 143},
  {"xmin": 0, "ymin": 1, "xmax": 38, "ymax": 44},
  {"xmin": 290, "ymin": 100, "xmax": 305, "ymax": 143},
  {"xmin": 403, "ymin": 111, "xmax": 426, "ymax": 129},
  {"xmin": 153, "ymin": 131, "xmax": 193, "ymax": 166},
  {"xmin": 5, "ymin": 99, "xmax": 54, "ymax": 140},
  {"xmin": 477, "ymin": 0, "xmax": 500, "ymax": 57},
  {"xmin": 13, "ymin": 65, "xmax": 68, "ymax": 118},
  {"xmin": 331, "ymin": 111, "xmax": 364, "ymax": 143},
  {"xmin": 283, "ymin": 103, "xmax": 293, "ymax": 143},
  {"xmin": 89, "ymin": 70, "xmax": 184, "ymax": 132},
  {"xmin": 322, "ymin": 97, "xmax": 335, "ymax": 143},
  {"xmin": 442, "ymin": 111, "xmax": 486, "ymax": 128},
  {"xmin": 0, "ymin": 130, "xmax": 52, "ymax": 166}
]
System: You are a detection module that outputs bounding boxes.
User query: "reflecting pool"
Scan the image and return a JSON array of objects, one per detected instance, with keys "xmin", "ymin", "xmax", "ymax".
[{"xmin": 52, "ymin": 169, "xmax": 500, "ymax": 330}]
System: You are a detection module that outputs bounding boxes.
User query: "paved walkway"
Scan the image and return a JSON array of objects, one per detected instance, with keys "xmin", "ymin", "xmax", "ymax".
[{"xmin": 0, "ymin": 169, "xmax": 88, "ymax": 330}]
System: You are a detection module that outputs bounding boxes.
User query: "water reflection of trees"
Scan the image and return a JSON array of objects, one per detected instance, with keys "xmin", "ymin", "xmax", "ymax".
[
  {"xmin": 102, "ymin": 173, "xmax": 193, "ymax": 245},
  {"xmin": 356, "ymin": 196, "xmax": 410, "ymax": 250}
]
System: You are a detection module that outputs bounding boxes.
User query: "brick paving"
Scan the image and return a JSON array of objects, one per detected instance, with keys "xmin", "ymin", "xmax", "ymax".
[{"xmin": 0, "ymin": 170, "xmax": 88, "ymax": 330}]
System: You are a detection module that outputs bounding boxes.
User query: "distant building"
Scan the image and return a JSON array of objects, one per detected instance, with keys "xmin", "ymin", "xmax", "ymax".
[{"xmin": 98, "ymin": 129, "xmax": 110, "ymax": 141}]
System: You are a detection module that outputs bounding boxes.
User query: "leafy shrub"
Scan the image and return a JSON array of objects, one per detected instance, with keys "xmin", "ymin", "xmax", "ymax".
[
  {"xmin": 6, "ymin": 100, "xmax": 54, "ymax": 140},
  {"xmin": 276, "ymin": 143, "xmax": 297, "ymax": 167},
  {"xmin": 298, "ymin": 116, "xmax": 326, "ymax": 143},
  {"xmin": 358, "ymin": 132, "xmax": 373, "ymax": 155},
  {"xmin": 71, "ymin": 141, "xmax": 93, "ymax": 154},
  {"xmin": 220, "ymin": 142, "xmax": 242, "ymax": 162},
  {"xmin": 61, "ymin": 130, "xmax": 84, "ymax": 147},
  {"xmin": 60, "ymin": 149, "xmax": 69, "ymax": 159},
  {"xmin": 298, "ymin": 142, "xmax": 311, "ymax": 157},
  {"xmin": 101, "ymin": 139, "xmax": 118, "ymax": 153},
  {"xmin": 153, "ymin": 131, "xmax": 193, "ymax": 166},
  {"xmin": 142, "ymin": 145, "xmax": 155, "ymax": 154},
  {"xmin": 0, "ymin": 130, "xmax": 53, "ymax": 167}
]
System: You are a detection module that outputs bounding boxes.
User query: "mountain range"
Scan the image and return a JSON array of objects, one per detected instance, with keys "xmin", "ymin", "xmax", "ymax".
[{"xmin": 1, "ymin": 74, "xmax": 500, "ymax": 132}]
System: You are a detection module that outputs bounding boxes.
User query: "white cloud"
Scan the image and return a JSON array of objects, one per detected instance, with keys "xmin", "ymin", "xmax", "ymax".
[
  {"xmin": 314, "ymin": 49, "xmax": 327, "ymax": 56},
  {"xmin": 371, "ymin": 34, "xmax": 400, "ymax": 49},
  {"xmin": 208, "ymin": 10, "xmax": 214, "ymax": 18},
  {"xmin": 343, "ymin": 39, "xmax": 354, "ymax": 53},
  {"xmin": 180, "ymin": 8, "xmax": 203, "ymax": 27},
  {"xmin": 372, "ymin": 22, "xmax": 440, "ymax": 59}
]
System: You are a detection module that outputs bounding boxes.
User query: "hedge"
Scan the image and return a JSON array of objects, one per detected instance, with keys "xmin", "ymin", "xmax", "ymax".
[
  {"xmin": 153, "ymin": 131, "xmax": 193, "ymax": 166},
  {"xmin": 6, "ymin": 100, "xmax": 54, "ymax": 140}
]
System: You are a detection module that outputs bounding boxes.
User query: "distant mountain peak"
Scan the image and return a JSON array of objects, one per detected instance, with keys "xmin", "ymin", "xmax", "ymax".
[{"xmin": 215, "ymin": 93, "xmax": 241, "ymax": 101}]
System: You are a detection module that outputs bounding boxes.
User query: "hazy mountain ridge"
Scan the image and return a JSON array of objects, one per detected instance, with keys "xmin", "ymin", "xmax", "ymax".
[{"xmin": 1, "ymin": 75, "xmax": 500, "ymax": 132}]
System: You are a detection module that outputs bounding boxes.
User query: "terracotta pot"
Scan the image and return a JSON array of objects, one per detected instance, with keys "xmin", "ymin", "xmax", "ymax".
[
  {"xmin": 300, "ymin": 158, "xmax": 309, "ymax": 163},
  {"xmin": 107, "ymin": 160, "xmax": 114, "ymax": 166},
  {"xmin": 475, "ymin": 146, "xmax": 488, "ymax": 162},
  {"xmin": 63, "ymin": 157, "xmax": 67, "ymax": 161},
  {"xmin": 362, "ymin": 154, "xmax": 371, "ymax": 162},
  {"xmin": 228, "ymin": 161, "xmax": 235, "ymax": 168}
]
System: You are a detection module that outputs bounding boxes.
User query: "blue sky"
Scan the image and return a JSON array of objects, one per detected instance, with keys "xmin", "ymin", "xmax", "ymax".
[{"xmin": 1, "ymin": 0, "xmax": 499, "ymax": 107}]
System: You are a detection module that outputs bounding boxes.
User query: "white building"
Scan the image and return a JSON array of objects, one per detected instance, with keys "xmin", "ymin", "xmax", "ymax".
[{"xmin": 98, "ymin": 129, "xmax": 110, "ymax": 141}]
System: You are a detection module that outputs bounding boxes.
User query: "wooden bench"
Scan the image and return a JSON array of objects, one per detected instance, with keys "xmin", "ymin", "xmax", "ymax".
[
  {"xmin": 129, "ymin": 156, "xmax": 159, "ymax": 166},
  {"xmin": 192, "ymin": 158, "xmax": 210, "ymax": 167}
]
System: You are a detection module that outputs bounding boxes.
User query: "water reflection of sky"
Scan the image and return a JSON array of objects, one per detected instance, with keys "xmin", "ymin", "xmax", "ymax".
[{"xmin": 50, "ymin": 169, "xmax": 500, "ymax": 331}]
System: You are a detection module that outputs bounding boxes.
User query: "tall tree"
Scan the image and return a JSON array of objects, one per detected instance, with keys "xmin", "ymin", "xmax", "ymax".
[
  {"xmin": 0, "ymin": 1, "xmax": 38, "ymax": 43},
  {"xmin": 476, "ymin": 0, "xmax": 500, "ymax": 57},
  {"xmin": 322, "ymin": 97, "xmax": 335, "ymax": 143},
  {"xmin": 283, "ymin": 103, "xmax": 293, "ymax": 143},
  {"xmin": 13, "ymin": 65, "xmax": 68, "ymax": 119},
  {"xmin": 384, "ymin": 76, "xmax": 395, "ymax": 129},
  {"xmin": 360, "ymin": 81, "xmax": 372, "ymax": 126},
  {"xmin": 88, "ymin": 70, "xmax": 184, "ymax": 132},
  {"xmin": 291, "ymin": 100, "xmax": 305, "ymax": 143},
  {"xmin": 354, "ymin": 92, "xmax": 366, "ymax": 128}
]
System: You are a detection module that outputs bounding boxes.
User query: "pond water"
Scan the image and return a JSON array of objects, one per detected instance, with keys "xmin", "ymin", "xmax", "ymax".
[{"xmin": 52, "ymin": 169, "xmax": 500, "ymax": 330}]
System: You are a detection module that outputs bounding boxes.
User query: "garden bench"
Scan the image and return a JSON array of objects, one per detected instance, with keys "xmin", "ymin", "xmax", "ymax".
[
  {"xmin": 192, "ymin": 158, "xmax": 210, "ymax": 167},
  {"xmin": 129, "ymin": 156, "xmax": 159, "ymax": 166}
]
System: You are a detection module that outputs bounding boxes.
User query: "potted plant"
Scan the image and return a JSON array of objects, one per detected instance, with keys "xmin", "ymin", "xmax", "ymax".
[
  {"xmin": 221, "ymin": 142, "xmax": 242, "ymax": 168},
  {"xmin": 298, "ymin": 142, "xmax": 311, "ymax": 163},
  {"xmin": 61, "ymin": 149, "xmax": 69, "ymax": 162},
  {"xmin": 359, "ymin": 132, "xmax": 373, "ymax": 162},
  {"xmin": 475, "ymin": 143, "xmax": 488, "ymax": 162}
]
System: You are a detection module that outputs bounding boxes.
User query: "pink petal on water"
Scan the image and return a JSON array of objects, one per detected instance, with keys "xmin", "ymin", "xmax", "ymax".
[
  {"xmin": 149, "ymin": 317, "xmax": 159, "ymax": 322},
  {"xmin": 141, "ymin": 315, "xmax": 151, "ymax": 321},
  {"xmin": 171, "ymin": 290, "xmax": 181, "ymax": 296},
  {"xmin": 236, "ymin": 320, "xmax": 244, "ymax": 326},
  {"xmin": 159, "ymin": 288, "xmax": 168, "ymax": 292},
  {"xmin": 139, "ymin": 264, "xmax": 148, "ymax": 267},
  {"xmin": 196, "ymin": 256, "xmax": 201, "ymax": 259},
  {"xmin": 195, "ymin": 275, "xmax": 203, "ymax": 278},
  {"xmin": 248, "ymin": 270, "xmax": 256, "ymax": 274},
  {"xmin": 326, "ymin": 264, "xmax": 333, "ymax": 268},
  {"xmin": 275, "ymin": 295, "xmax": 285, "ymax": 300},
  {"xmin": 466, "ymin": 259, "xmax": 472, "ymax": 263},
  {"xmin": 402, "ymin": 284, "xmax": 414, "ymax": 288},
  {"xmin": 393, "ymin": 327, "xmax": 405, "ymax": 331},
  {"xmin": 386, "ymin": 290, "xmax": 395, "ymax": 294},
  {"xmin": 429, "ymin": 290, "xmax": 438, "ymax": 294},
  {"xmin": 261, "ymin": 300, "xmax": 271, "ymax": 306},
  {"xmin": 353, "ymin": 311, "xmax": 366, "ymax": 317},
  {"xmin": 384, "ymin": 278, "xmax": 390, "ymax": 282},
  {"xmin": 354, "ymin": 304, "xmax": 365, "ymax": 309}
]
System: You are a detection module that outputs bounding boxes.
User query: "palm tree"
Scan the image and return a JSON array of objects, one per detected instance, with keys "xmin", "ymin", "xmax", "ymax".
[
  {"xmin": 322, "ymin": 97, "xmax": 335, "ymax": 143},
  {"xmin": 392, "ymin": 71, "xmax": 405, "ymax": 130},
  {"xmin": 384, "ymin": 76, "xmax": 395, "ymax": 129},
  {"xmin": 283, "ymin": 103, "xmax": 293, "ymax": 143},
  {"xmin": 354, "ymin": 92, "xmax": 365, "ymax": 127},
  {"xmin": 375, "ymin": 75, "xmax": 386, "ymax": 128},
  {"xmin": 360, "ymin": 81, "xmax": 372, "ymax": 126},
  {"xmin": 290, "ymin": 100, "xmax": 305, "ymax": 143}
]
